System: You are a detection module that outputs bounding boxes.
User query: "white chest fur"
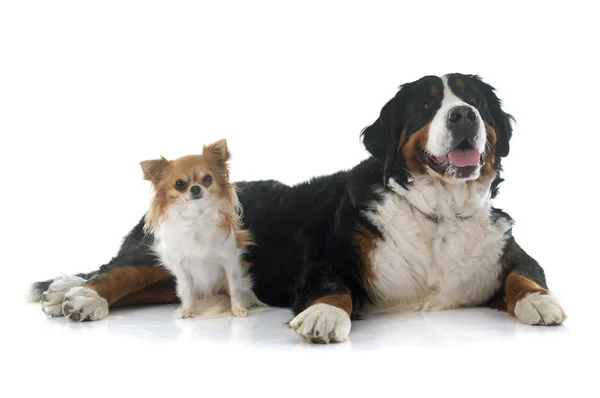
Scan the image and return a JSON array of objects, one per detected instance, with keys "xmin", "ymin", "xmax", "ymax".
[
  {"xmin": 364, "ymin": 176, "xmax": 513, "ymax": 314},
  {"xmin": 153, "ymin": 207, "xmax": 238, "ymax": 295}
]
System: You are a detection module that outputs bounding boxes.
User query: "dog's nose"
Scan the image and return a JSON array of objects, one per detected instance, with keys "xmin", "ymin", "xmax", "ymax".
[
  {"xmin": 447, "ymin": 105, "xmax": 479, "ymax": 147},
  {"xmin": 190, "ymin": 185, "xmax": 202, "ymax": 198},
  {"xmin": 448, "ymin": 105, "xmax": 477, "ymax": 126}
]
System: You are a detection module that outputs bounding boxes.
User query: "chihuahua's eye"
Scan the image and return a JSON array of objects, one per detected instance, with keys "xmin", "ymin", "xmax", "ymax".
[
  {"xmin": 174, "ymin": 180, "xmax": 187, "ymax": 191},
  {"xmin": 422, "ymin": 100, "xmax": 433, "ymax": 110},
  {"xmin": 202, "ymin": 175, "xmax": 213, "ymax": 187}
]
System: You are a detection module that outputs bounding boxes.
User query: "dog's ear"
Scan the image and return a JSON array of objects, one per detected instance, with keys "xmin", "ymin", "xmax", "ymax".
[
  {"xmin": 203, "ymin": 138, "xmax": 231, "ymax": 168},
  {"xmin": 470, "ymin": 75, "xmax": 515, "ymax": 159},
  {"xmin": 361, "ymin": 92, "xmax": 410, "ymax": 187},
  {"xmin": 140, "ymin": 157, "xmax": 171, "ymax": 183}
]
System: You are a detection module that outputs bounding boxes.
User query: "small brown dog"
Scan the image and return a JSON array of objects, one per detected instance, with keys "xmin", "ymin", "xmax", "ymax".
[{"xmin": 141, "ymin": 139, "xmax": 261, "ymax": 318}]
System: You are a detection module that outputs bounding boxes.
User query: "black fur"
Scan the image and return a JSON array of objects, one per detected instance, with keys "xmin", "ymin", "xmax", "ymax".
[
  {"xmin": 361, "ymin": 74, "xmax": 514, "ymax": 189},
  {"xmin": 503, "ymin": 236, "xmax": 548, "ymax": 289},
  {"xmin": 32, "ymin": 73, "xmax": 529, "ymax": 318},
  {"xmin": 361, "ymin": 75, "xmax": 443, "ymax": 188},
  {"xmin": 237, "ymin": 160, "xmax": 386, "ymax": 314},
  {"xmin": 446, "ymin": 73, "xmax": 515, "ymax": 166}
]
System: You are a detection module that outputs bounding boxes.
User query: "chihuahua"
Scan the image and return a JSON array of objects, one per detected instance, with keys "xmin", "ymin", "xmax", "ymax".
[{"xmin": 141, "ymin": 139, "xmax": 261, "ymax": 318}]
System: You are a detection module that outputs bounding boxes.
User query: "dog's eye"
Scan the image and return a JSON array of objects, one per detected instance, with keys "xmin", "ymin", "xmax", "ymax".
[
  {"xmin": 174, "ymin": 180, "xmax": 187, "ymax": 191},
  {"xmin": 422, "ymin": 100, "xmax": 433, "ymax": 110},
  {"xmin": 202, "ymin": 175, "xmax": 213, "ymax": 187},
  {"xmin": 468, "ymin": 97, "xmax": 478, "ymax": 106}
]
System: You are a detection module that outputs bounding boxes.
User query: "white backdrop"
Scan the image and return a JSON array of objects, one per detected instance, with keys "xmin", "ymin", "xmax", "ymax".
[{"xmin": 1, "ymin": 1, "xmax": 598, "ymax": 396}]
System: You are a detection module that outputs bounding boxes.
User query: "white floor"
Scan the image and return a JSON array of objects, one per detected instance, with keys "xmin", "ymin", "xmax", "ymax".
[{"xmin": 6, "ymin": 300, "xmax": 595, "ymax": 397}]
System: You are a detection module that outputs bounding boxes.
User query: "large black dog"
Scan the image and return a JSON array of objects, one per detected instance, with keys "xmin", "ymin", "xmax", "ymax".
[{"xmin": 32, "ymin": 73, "xmax": 566, "ymax": 343}]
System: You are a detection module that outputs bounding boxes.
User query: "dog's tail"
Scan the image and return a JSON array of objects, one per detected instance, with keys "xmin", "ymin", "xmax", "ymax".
[
  {"xmin": 193, "ymin": 291, "xmax": 267, "ymax": 318},
  {"xmin": 27, "ymin": 278, "xmax": 54, "ymax": 303},
  {"xmin": 194, "ymin": 294, "xmax": 233, "ymax": 317}
]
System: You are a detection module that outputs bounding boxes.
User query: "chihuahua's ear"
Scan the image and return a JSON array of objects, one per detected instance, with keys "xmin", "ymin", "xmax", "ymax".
[
  {"xmin": 203, "ymin": 139, "xmax": 231, "ymax": 168},
  {"xmin": 140, "ymin": 157, "xmax": 171, "ymax": 183}
]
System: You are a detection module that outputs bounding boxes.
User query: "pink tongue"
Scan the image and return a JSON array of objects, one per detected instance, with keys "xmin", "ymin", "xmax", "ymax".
[{"xmin": 448, "ymin": 149, "xmax": 481, "ymax": 167}]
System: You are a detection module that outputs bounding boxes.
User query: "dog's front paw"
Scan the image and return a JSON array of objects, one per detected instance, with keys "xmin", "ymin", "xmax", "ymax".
[
  {"xmin": 173, "ymin": 307, "xmax": 195, "ymax": 319},
  {"xmin": 231, "ymin": 306, "xmax": 248, "ymax": 317},
  {"xmin": 289, "ymin": 303, "xmax": 351, "ymax": 344},
  {"xmin": 515, "ymin": 292, "xmax": 567, "ymax": 325},
  {"xmin": 62, "ymin": 287, "xmax": 109, "ymax": 322}
]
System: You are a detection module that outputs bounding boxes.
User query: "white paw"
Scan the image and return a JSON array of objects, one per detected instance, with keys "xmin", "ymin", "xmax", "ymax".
[
  {"xmin": 173, "ymin": 307, "xmax": 195, "ymax": 319},
  {"xmin": 231, "ymin": 306, "xmax": 248, "ymax": 317},
  {"xmin": 289, "ymin": 303, "xmax": 351, "ymax": 344},
  {"xmin": 62, "ymin": 287, "xmax": 109, "ymax": 322},
  {"xmin": 41, "ymin": 276, "xmax": 87, "ymax": 317},
  {"xmin": 515, "ymin": 292, "xmax": 567, "ymax": 325}
]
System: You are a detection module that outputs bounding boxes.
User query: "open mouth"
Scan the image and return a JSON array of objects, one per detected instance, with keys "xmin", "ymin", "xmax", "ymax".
[{"xmin": 420, "ymin": 140, "xmax": 484, "ymax": 178}]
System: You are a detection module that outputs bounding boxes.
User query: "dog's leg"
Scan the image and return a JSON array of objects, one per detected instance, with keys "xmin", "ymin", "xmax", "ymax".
[
  {"xmin": 501, "ymin": 237, "xmax": 567, "ymax": 325},
  {"xmin": 31, "ymin": 215, "xmax": 177, "ymax": 321},
  {"xmin": 224, "ymin": 255, "xmax": 249, "ymax": 317},
  {"xmin": 111, "ymin": 278, "xmax": 178, "ymax": 308},
  {"xmin": 62, "ymin": 265, "xmax": 172, "ymax": 322},
  {"xmin": 288, "ymin": 261, "xmax": 353, "ymax": 344},
  {"xmin": 171, "ymin": 265, "xmax": 197, "ymax": 319}
]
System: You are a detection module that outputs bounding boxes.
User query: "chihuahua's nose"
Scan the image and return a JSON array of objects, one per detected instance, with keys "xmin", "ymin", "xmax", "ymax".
[{"xmin": 190, "ymin": 185, "xmax": 202, "ymax": 199}]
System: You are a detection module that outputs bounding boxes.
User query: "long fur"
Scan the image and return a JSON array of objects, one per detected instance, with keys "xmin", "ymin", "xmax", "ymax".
[
  {"xmin": 143, "ymin": 139, "xmax": 259, "ymax": 318},
  {"xmin": 30, "ymin": 73, "xmax": 565, "ymax": 339}
]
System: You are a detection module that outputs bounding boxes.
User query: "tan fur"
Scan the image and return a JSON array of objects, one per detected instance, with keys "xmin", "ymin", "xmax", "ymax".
[
  {"xmin": 400, "ymin": 123, "xmax": 430, "ymax": 173},
  {"xmin": 478, "ymin": 123, "xmax": 498, "ymax": 181},
  {"xmin": 313, "ymin": 294, "xmax": 353, "ymax": 317},
  {"xmin": 352, "ymin": 225, "xmax": 378, "ymax": 284},
  {"xmin": 505, "ymin": 271, "xmax": 549, "ymax": 315},
  {"xmin": 399, "ymin": 121, "xmax": 498, "ymax": 182},
  {"xmin": 140, "ymin": 139, "xmax": 252, "ymax": 249},
  {"xmin": 429, "ymin": 85, "xmax": 440, "ymax": 96},
  {"xmin": 111, "ymin": 279, "xmax": 179, "ymax": 308},
  {"xmin": 83, "ymin": 265, "xmax": 172, "ymax": 305}
]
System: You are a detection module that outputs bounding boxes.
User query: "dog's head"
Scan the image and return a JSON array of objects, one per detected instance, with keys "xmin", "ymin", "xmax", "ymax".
[
  {"xmin": 140, "ymin": 139, "xmax": 235, "ymax": 232},
  {"xmin": 361, "ymin": 74, "xmax": 514, "ymax": 187}
]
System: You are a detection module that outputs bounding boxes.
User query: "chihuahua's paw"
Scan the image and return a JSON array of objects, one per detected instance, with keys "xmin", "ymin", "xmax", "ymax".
[
  {"xmin": 173, "ymin": 307, "xmax": 195, "ymax": 319},
  {"xmin": 62, "ymin": 287, "xmax": 109, "ymax": 322},
  {"xmin": 231, "ymin": 306, "xmax": 248, "ymax": 317},
  {"xmin": 40, "ymin": 275, "xmax": 87, "ymax": 317}
]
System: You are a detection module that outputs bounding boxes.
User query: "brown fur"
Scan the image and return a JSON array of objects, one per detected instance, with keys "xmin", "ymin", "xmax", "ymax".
[
  {"xmin": 429, "ymin": 85, "xmax": 440, "ymax": 96},
  {"xmin": 235, "ymin": 229, "xmax": 254, "ymax": 247},
  {"xmin": 399, "ymin": 123, "xmax": 430, "ymax": 173},
  {"xmin": 505, "ymin": 271, "xmax": 549, "ymax": 315},
  {"xmin": 84, "ymin": 265, "xmax": 172, "ymax": 305},
  {"xmin": 112, "ymin": 279, "xmax": 179, "ymax": 308},
  {"xmin": 352, "ymin": 225, "xmax": 378, "ymax": 284},
  {"xmin": 313, "ymin": 294, "xmax": 353, "ymax": 317},
  {"xmin": 478, "ymin": 123, "xmax": 498, "ymax": 181},
  {"xmin": 456, "ymin": 79, "xmax": 464, "ymax": 88},
  {"xmin": 140, "ymin": 138, "xmax": 251, "ymax": 248}
]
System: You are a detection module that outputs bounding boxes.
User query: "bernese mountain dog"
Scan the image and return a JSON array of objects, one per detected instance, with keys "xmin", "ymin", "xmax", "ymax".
[{"xmin": 31, "ymin": 73, "xmax": 566, "ymax": 343}]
